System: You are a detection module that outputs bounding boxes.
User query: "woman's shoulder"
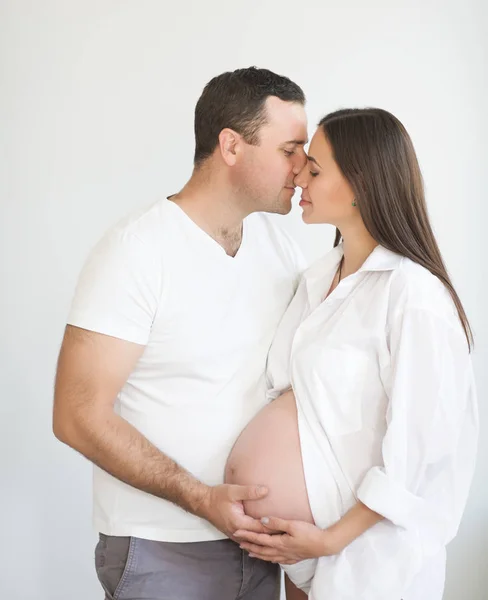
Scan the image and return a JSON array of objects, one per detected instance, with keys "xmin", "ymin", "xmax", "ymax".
[
  {"xmin": 303, "ymin": 246, "xmax": 343, "ymax": 279},
  {"xmin": 388, "ymin": 256, "xmax": 458, "ymax": 323}
]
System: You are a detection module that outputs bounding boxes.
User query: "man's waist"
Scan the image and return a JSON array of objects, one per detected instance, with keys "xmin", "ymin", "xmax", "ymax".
[{"xmin": 93, "ymin": 466, "xmax": 225, "ymax": 542}]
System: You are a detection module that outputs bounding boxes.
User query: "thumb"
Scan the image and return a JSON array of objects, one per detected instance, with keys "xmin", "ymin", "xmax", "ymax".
[
  {"xmin": 261, "ymin": 516, "xmax": 292, "ymax": 534},
  {"xmin": 230, "ymin": 484, "xmax": 268, "ymax": 501}
]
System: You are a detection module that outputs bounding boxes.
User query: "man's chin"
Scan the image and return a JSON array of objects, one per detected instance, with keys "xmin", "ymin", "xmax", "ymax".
[
  {"xmin": 270, "ymin": 197, "xmax": 293, "ymax": 215},
  {"xmin": 275, "ymin": 203, "xmax": 292, "ymax": 215},
  {"xmin": 255, "ymin": 194, "xmax": 293, "ymax": 215}
]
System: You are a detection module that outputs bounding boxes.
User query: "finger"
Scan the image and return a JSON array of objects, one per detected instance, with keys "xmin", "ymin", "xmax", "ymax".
[
  {"xmin": 235, "ymin": 516, "xmax": 269, "ymax": 534},
  {"xmin": 259, "ymin": 525, "xmax": 287, "ymax": 535},
  {"xmin": 240, "ymin": 542, "xmax": 285, "ymax": 557},
  {"xmin": 261, "ymin": 516, "xmax": 293, "ymax": 534},
  {"xmin": 229, "ymin": 484, "xmax": 268, "ymax": 502},
  {"xmin": 255, "ymin": 554, "xmax": 290, "ymax": 565},
  {"xmin": 234, "ymin": 531, "xmax": 280, "ymax": 547},
  {"xmin": 249, "ymin": 554, "xmax": 284, "ymax": 565},
  {"xmin": 248, "ymin": 552, "xmax": 289, "ymax": 563},
  {"xmin": 280, "ymin": 559, "xmax": 298, "ymax": 565}
]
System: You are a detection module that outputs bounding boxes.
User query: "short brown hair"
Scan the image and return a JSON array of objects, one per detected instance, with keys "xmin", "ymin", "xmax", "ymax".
[{"xmin": 194, "ymin": 67, "xmax": 305, "ymax": 166}]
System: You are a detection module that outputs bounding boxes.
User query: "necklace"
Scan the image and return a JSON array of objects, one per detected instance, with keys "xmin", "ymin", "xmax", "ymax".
[
  {"xmin": 337, "ymin": 255, "xmax": 345, "ymax": 283},
  {"xmin": 324, "ymin": 255, "xmax": 345, "ymax": 302}
]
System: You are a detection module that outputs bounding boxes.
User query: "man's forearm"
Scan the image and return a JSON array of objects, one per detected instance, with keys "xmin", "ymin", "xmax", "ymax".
[{"xmin": 57, "ymin": 408, "xmax": 210, "ymax": 516}]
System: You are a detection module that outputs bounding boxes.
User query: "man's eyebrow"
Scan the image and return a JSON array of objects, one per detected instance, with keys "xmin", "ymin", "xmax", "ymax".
[
  {"xmin": 283, "ymin": 139, "xmax": 308, "ymax": 146},
  {"xmin": 307, "ymin": 155, "xmax": 322, "ymax": 168}
]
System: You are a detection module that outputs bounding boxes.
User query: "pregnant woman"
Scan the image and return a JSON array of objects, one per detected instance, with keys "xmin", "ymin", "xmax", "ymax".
[{"xmin": 225, "ymin": 108, "xmax": 478, "ymax": 600}]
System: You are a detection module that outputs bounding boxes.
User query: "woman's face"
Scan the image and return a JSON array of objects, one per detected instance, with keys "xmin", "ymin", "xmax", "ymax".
[{"xmin": 295, "ymin": 127, "xmax": 357, "ymax": 225}]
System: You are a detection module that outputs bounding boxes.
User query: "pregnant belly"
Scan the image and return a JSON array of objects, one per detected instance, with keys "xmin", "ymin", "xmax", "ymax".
[{"xmin": 225, "ymin": 389, "xmax": 314, "ymax": 524}]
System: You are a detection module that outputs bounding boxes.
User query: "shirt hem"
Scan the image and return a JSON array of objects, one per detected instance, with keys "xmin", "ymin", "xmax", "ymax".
[{"xmin": 93, "ymin": 518, "xmax": 228, "ymax": 543}]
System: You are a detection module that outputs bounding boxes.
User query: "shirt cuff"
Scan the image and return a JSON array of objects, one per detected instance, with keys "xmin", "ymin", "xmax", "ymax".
[
  {"xmin": 67, "ymin": 311, "xmax": 150, "ymax": 346},
  {"xmin": 357, "ymin": 466, "xmax": 426, "ymax": 529}
]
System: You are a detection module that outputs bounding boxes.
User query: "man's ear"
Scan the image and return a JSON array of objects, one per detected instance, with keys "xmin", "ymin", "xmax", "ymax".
[{"xmin": 218, "ymin": 128, "xmax": 241, "ymax": 166}]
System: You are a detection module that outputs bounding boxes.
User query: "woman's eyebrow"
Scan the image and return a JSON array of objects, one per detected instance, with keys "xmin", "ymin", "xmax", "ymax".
[{"xmin": 307, "ymin": 155, "xmax": 322, "ymax": 168}]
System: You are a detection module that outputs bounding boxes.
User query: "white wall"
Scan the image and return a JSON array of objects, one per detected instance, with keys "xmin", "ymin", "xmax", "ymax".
[{"xmin": 1, "ymin": 1, "xmax": 486, "ymax": 599}]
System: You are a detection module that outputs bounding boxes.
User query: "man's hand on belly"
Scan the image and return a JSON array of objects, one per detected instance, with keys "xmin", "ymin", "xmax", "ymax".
[{"xmin": 196, "ymin": 484, "xmax": 271, "ymax": 541}]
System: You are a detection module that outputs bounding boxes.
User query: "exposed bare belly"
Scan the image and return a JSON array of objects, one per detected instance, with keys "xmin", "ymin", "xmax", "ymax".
[{"xmin": 225, "ymin": 389, "xmax": 314, "ymax": 524}]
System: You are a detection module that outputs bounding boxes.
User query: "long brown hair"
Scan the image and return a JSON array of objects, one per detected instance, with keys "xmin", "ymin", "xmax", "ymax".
[{"xmin": 320, "ymin": 108, "xmax": 473, "ymax": 350}]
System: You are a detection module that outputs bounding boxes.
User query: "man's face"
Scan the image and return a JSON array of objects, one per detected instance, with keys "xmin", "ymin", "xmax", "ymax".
[{"xmin": 234, "ymin": 97, "xmax": 308, "ymax": 214}]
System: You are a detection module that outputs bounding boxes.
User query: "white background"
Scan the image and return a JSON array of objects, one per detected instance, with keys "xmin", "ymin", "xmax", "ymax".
[{"xmin": 1, "ymin": 1, "xmax": 486, "ymax": 598}]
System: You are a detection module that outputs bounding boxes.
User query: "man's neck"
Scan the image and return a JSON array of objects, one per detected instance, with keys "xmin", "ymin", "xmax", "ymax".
[{"xmin": 170, "ymin": 170, "xmax": 249, "ymax": 257}]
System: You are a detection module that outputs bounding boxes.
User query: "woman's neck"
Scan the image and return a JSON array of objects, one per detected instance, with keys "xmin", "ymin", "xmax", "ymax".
[{"xmin": 340, "ymin": 227, "xmax": 378, "ymax": 278}]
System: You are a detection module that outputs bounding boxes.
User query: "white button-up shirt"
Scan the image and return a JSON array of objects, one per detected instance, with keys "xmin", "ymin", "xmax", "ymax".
[{"xmin": 266, "ymin": 244, "xmax": 478, "ymax": 600}]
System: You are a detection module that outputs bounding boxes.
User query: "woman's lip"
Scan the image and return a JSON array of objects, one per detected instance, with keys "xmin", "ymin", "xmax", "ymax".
[{"xmin": 299, "ymin": 197, "xmax": 312, "ymax": 206}]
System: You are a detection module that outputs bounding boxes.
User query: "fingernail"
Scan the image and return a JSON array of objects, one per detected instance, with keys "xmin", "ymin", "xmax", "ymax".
[
  {"xmin": 257, "ymin": 485, "xmax": 267, "ymax": 494},
  {"xmin": 261, "ymin": 517, "xmax": 270, "ymax": 524}
]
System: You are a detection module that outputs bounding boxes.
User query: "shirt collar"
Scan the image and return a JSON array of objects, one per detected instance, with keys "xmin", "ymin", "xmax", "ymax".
[
  {"xmin": 358, "ymin": 244, "xmax": 403, "ymax": 273},
  {"xmin": 305, "ymin": 243, "xmax": 403, "ymax": 280},
  {"xmin": 303, "ymin": 244, "xmax": 403, "ymax": 307}
]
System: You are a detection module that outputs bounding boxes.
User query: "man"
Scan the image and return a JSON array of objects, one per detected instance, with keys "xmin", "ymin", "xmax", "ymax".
[{"xmin": 53, "ymin": 66, "xmax": 308, "ymax": 599}]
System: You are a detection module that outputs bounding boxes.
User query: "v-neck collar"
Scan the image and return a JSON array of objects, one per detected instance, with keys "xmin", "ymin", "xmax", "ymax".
[{"xmin": 165, "ymin": 197, "xmax": 248, "ymax": 261}]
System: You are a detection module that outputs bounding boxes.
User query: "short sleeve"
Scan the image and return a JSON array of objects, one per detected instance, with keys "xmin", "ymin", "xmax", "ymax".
[{"xmin": 67, "ymin": 230, "xmax": 162, "ymax": 345}]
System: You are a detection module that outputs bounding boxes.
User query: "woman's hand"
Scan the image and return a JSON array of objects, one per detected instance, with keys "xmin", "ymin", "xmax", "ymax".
[{"xmin": 234, "ymin": 517, "xmax": 341, "ymax": 564}]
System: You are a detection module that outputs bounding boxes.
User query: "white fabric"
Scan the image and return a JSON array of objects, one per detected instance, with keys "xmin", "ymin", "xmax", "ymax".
[
  {"xmin": 267, "ymin": 244, "xmax": 478, "ymax": 600},
  {"xmin": 285, "ymin": 558, "xmax": 316, "ymax": 595},
  {"xmin": 68, "ymin": 197, "xmax": 306, "ymax": 542}
]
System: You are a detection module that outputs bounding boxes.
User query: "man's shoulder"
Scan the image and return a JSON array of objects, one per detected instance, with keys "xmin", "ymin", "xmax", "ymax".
[
  {"xmin": 247, "ymin": 212, "xmax": 291, "ymax": 237},
  {"xmin": 108, "ymin": 198, "xmax": 174, "ymax": 245},
  {"xmin": 246, "ymin": 212, "xmax": 302, "ymax": 251},
  {"xmin": 247, "ymin": 213, "xmax": 307, "ymax": 272},
  {"xmin": 82, "ymin": 198, "xmax": 179, "ymax": 277}
]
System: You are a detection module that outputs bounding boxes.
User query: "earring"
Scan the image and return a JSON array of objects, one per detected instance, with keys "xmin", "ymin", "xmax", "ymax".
[{"xmin": 352, "ymin": 199, "xmax": 357, "ymax": 207}]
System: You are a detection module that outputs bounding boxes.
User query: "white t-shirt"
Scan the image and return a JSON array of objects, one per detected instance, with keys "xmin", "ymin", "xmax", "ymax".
[
  {"xmin": 67, "ymin": 197, "xmax": 306, "ymax": 542},
  {"xmin": 266, "ymin": 244, "xmax": 478, "ymax": 600}
]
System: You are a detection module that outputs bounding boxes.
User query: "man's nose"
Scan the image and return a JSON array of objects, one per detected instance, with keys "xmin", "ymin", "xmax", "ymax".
[
  {"xmin": 292, "ymin": 152, "xmax": 307, "ymax": 175},
  {"xmin": 294, "ymin": 164, "xmax": 308, "ymax": 188}
]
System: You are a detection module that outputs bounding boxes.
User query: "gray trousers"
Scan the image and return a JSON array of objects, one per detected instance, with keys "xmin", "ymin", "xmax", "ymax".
[{"xmin": 95, "ymin": 533, "xmax": 280, "ymax": 600}]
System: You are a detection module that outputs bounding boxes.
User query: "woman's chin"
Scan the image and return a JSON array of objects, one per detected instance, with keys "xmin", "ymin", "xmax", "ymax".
[
  {"xmin": 301, "ymin": 211, "xmax": 319, "ymax": 224},
  {"xmin": 300, "ymin": 209, "xmax": 333, "ymax": 226}
]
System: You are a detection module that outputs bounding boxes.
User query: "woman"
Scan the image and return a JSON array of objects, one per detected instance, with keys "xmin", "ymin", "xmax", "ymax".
[{"xmin": 225, "ymin": 108, "xmax": 478, "ymax": 599}]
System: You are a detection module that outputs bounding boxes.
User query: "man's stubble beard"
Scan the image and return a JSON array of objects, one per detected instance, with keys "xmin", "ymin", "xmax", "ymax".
[{"xmin": 252, "ymin": 186, "xmax": 292, "ymax": 215}]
